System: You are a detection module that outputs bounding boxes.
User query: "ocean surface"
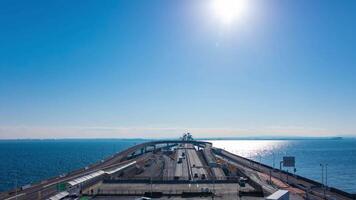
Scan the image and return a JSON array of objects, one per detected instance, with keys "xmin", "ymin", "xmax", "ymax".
[
  {"xmin": 0, "ymin": 139, "xmax": 149, "ymax": 192},
  {"xmin": 208, "ymin": 139, "xmax": 356, "ymax": 193},
  {"xmin": 0, "ymin": 139, "xmax": 355, "ymax": 193}
]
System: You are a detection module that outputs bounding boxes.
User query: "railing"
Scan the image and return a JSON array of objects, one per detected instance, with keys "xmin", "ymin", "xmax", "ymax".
[
  {"xmin": 214, "ymin": 148, "xmax": 356, "ymax": 199},
  {"xmin": 83, "ymin": 178, "xmax": 263, "ymax": 198},
  {"xmin": 103, "ymin": 176, "xmax": 246, "ymax": 184},
  {"xmin": 86, "ymin": 189, "xmax": 213, "ymax": 198}
]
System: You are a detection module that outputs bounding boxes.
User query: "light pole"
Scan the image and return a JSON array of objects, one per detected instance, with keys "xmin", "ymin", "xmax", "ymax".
[
  {"xmin": 320, "ymin": 164, "xmax": 324, "ymax": 186},
  {"xmin": 258, "ymin": 153, "xmax": 262, "ymax": 171},
  {"xmin": 150, "ymin": 176, "xmax": 153, "ymax": 197},
  {"xmin": 212, "ymin": 178, "xmax": 215, "ymax": 200},
  {"xmin": 15, "ymin": 170, "xmax": 18, "ymax": 200},
  {"xmin": 320, "ymin": 163, "xmax": 326, "ymax": 198},
  {"xmin": 279, "ymin": 161, "xmax": 283, "ymax": 180},
  {"xmin": 306, "ymin": 187, "xmax": 310, "ymax": 200},
  {"xmin": 325, "ymin": 164, "xmax": 328, "ymax": 187}
]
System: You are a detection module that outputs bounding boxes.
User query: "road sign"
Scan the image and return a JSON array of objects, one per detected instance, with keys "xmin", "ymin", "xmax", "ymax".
[{"xmin": 283, "ymin": 156, "xmax": 295, "ymax": 167}]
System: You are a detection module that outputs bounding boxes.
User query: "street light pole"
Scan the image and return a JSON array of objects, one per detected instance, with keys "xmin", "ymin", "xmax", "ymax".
[
  {"xmin": 259, "ymin": 153, "xmax": 262, "ymax": 171},
  {"xmin": 325, "ymin": 164, "xmax": 328, "ymax": 187},
  {"xmin": 320, "ymin": 163, "xmax": 326, "ymax": 198},
  {"xmin": 279, "ymin": 161, "xmax": 283, "ymax": 180},
  {"xmin": 150, "ymin": 176, "xmax": 153, "ymax": 197},
  {"xmin": 212, "ymin": 178, "xmax": 215, "ymax": 200},
  {"xmin": 320, "ymin": 164, "xmax": 324, "ymax": 186},
  {"xmin": 15, "ymin": 170, "xmax": 18, "ymax": 200}
]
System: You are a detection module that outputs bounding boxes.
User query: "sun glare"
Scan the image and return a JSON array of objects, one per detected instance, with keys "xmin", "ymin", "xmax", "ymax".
[{"xmin": 211, "ymin": 0, "xmax": 248, "ymax": 25}]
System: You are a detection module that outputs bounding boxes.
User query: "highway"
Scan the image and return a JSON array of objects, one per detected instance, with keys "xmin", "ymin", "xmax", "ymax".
[
  {"xmin": 1, "ymin": 140, "xmax": 211, "ymax": 200},
  {"xmin": 215, "ymin": 148, "xmax": 354, "ymax": 200},
  {"xmin": 174, "ymin": 148, "xmax": 189, "ymax": 180},
  {"xmin": 2, "ymin": 140, "xmax": 354, "ymax": 200},
  {"xmin": 3, "ymin": 156, "xmax": 147, "ymax": 200},
  {"xmin": 186, "ymin": 148, "xmax": 207, "ymax": 180}
]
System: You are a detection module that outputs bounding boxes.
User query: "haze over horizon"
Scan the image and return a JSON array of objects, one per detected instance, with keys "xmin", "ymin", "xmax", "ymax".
[{"xmin": 1, "ymin": 0, "xmax": 356, "ymax": 139}]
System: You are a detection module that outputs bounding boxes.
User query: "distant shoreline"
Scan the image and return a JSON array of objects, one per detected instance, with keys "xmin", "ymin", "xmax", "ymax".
[
  {"xmin": 0, "ymin": 136, "xmax": 354, "ymax": 141},
  {"xmin": 200, "ymin": 136, "xmax": 346, "ymax": 140}
]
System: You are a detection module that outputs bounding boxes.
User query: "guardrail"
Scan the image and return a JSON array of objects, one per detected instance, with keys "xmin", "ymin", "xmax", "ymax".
[
  {"xmin": 213, "ymin": 148, "xmax": 356, "ymax": 199},
  {"xmin": 103, "ymin": 176, "xmax": 242, "ymax": 184}
]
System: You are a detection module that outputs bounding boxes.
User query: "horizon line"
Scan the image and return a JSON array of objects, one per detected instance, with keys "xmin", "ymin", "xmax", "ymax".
[{"xmin": 0, "ymin": 135, "xmax": 352, "ymax": 141}]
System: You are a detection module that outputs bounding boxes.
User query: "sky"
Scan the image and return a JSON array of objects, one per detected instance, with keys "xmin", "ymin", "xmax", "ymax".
[{"xmin": 1, "ymin": 0, "xmax": 356, "ymax": 139}]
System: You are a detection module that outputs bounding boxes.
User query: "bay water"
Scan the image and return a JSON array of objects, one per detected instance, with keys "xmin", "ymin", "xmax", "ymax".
[{"xmin": 0, "ymin": 138, "xmax": 355, "ymax": 193}]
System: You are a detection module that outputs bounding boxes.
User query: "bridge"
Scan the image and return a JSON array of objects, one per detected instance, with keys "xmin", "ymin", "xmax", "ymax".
[
  {"xmin": 2, "ymin": 139, "xmax": 355, "ymax": 200},
  {"xmin": 0, "ymin": 140, "xmax": 211, "ymax": 200}
]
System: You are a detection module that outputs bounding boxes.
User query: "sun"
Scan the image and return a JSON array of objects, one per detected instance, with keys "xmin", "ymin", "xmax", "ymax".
[{"xmin": 211, "ymin": 0, "xmax": 249, "ymax": 25}]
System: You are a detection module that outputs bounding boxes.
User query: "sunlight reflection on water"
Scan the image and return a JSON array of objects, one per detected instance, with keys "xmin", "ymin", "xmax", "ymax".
[
  {"xmin": 207, "ymin": 140, "xmax": 289, "ymax": 159},
  {"xmin": 205, "ymin": 139, "xmax": 356, "ymax": 193}
]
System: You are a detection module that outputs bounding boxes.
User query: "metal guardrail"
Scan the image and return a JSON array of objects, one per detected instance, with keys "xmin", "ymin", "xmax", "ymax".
[
  {"xmin": 87, "ymin": 189, "xmax": 214, "ymax": 197},
  {"xmin": 213, "ymin": 148, "xmax": 356, "ymax": 200},
  {"xmin": 103, "ymin": 176, "xmax": 243, "ymax": 184}
]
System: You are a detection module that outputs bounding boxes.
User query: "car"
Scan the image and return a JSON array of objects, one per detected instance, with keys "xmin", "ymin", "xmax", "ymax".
[{"xmin": 135, "ymin": 197, "xmax": 151, "ymax": 200}]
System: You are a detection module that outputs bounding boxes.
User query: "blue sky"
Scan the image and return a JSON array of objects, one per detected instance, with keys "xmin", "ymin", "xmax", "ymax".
[{"xmin": 1, "ymin": 0, "xmax": 356, "ymax": 138}]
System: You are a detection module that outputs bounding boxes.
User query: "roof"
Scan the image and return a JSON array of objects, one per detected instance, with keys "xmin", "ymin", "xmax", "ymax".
[
  {"xmin": 266, "ymin": 190, "xmax": 289, "ymax": 200},
  {"xmin": 48, "ymin": 191, "xmax": 69, "ymax": 200},
  {"xmin": 67, "ymin": 161, "xmax": 136, "ymax": 186},
  {"xmin": 68, "ymin": 170, "xmax": 105, "ymax": 186},
  {"xmin": 106, "ymin": 161, "xmax": 136, "ymax": 175}
]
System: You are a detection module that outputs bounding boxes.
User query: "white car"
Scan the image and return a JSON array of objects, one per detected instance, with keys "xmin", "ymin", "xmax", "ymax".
[{"xmin": 135, "ymin": 197, "xmax": 151, "ymax": 200}]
